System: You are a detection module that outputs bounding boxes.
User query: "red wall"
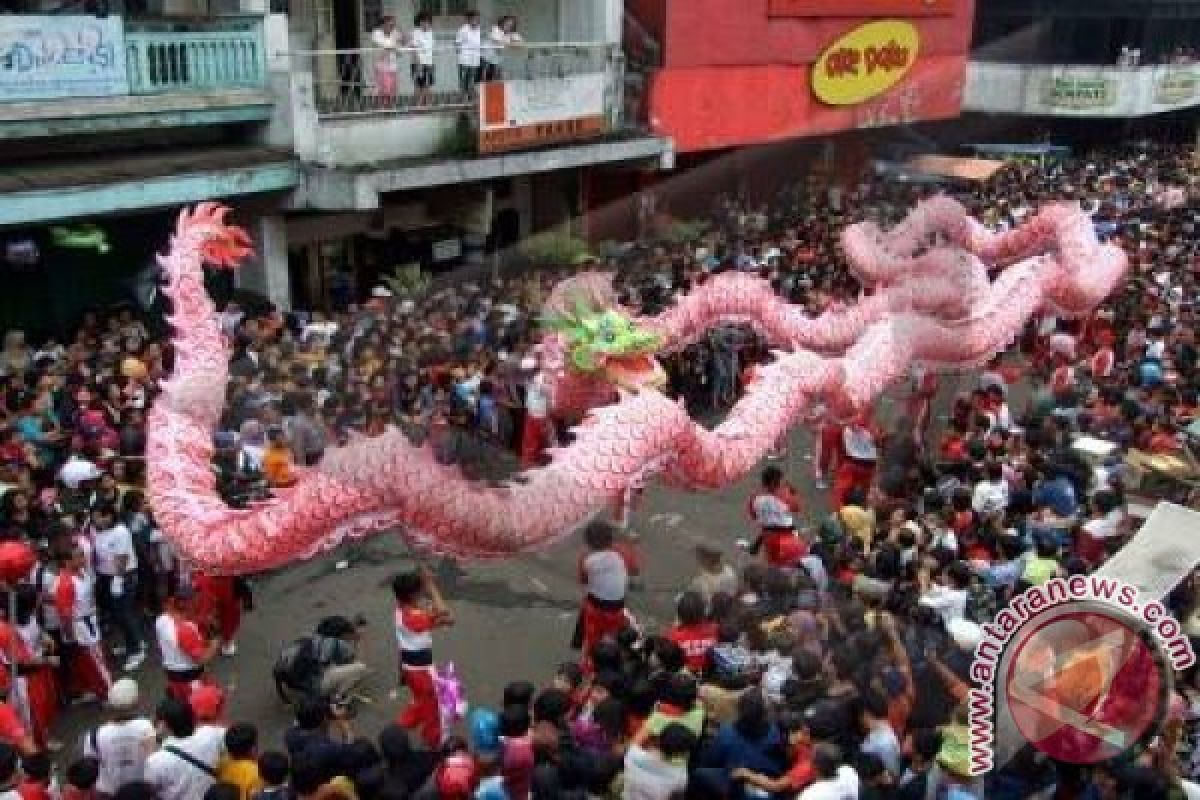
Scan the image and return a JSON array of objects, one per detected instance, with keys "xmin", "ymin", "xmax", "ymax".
[{"xmin": 641, "ymin": 0, "xmax": 976, "ymax": 152}]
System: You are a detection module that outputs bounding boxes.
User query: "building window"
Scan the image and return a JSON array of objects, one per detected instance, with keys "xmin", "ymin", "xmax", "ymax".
[{"xmin": 417, "ymin": 0, "xmax": 473, "ymax": 17}]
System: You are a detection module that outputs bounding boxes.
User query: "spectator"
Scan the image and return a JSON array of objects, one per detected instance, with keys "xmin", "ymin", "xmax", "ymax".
[
  {"xmin": 144, "ymin": 696, "xmax": 226, "ymax": 800},
  {"xmin": 83, "ymin": 679, "xmax": 157, "ymax": 796},
  {"xmin": 219, "ymin": 723, "xmax": 264, "ymax": 799},
  {"xmin": 455, "ymin": 11, "xmax": 483, "ymax": 95}
]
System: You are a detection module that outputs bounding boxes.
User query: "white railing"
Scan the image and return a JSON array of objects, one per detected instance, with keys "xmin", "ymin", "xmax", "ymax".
[{"xmin": 288, "ymin": 41, "xmax": 618, "ymax": 117}]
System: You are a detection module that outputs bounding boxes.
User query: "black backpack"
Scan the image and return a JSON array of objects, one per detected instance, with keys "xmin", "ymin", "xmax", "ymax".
[{"xmin": 273, "ymin": 636, "xmax": 320, "ymax": 700}]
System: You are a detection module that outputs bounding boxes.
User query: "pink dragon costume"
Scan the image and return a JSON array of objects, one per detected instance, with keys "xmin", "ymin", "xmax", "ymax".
[{"xmin": 147, "ymin": 200, "xmax": 1128, "ymax": 574}]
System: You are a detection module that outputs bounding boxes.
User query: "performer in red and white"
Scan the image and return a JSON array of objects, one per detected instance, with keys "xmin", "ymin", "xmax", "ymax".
[
  {"xmin": 52, "ymin": 545, "xmax": 111, "ymax": 703},
  {"xmin": 905, "ymin": 365, "xmax": 939, "ymax": 450},
  {"xmin": 12, "ymin": 587, "xmax": 58, "ymax": 750},
  {"xmin": 519, "ymin": 367, "xmax": 551, "ymax": 468},
  {"xmin": 392, "ymin": 566, "xmax": 453, "ymax": 748},
  {"xmin": 813, "ymin": 414, "xmax": 842, "ymax": 491},
  {"xmin": 575, "ymin": 520, "xmax": 633, "ymax": 673},
  {"xmin": 154, "ymin": 589, "xmax": 218, "ymax": 703},
  {"xmin": 745, "ymin": 465, "xmax": 806, "ymax": 569},
  {"xmin": 192, "ymin": 572, "xmax": 245, "ymax": 657},
  {"xmin": 832, "ymin": 410, "xmax": 880, "ymax": 509}
]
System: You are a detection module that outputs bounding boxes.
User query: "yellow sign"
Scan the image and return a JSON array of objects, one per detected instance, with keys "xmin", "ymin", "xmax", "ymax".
[{"xmin": 812, "ymin": 20, "xmax": 919, "ymax": 106}]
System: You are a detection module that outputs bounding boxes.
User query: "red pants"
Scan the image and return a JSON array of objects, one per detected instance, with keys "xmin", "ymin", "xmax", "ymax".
[
  {"xmin": 398, "ymin": 665, "xmax": 441, "ymax": 748},
  {"xmin": 580, "ymin": 597, "xmax": 630, "ymax": 672},
  {"xmin": 67, "ymin": 643, "xmax": 111, "ymax": 699},
  {"xmin": 519, "ymin": 415, "xmax": 549, "ymax": 468},
  {"xmin": 24, "ymin": 669, "xmax": 57, "ymax": 747},
  {"xmin": 832, "ymin": 461, "xmax": 875, "ymax": 509},
  {"xmin": 197, "ymin": 576, "xmax": 241, "ymax": 644},
  {"xmin": 817, "ymin": 424, "xmax": 841, "ymax": 477}
]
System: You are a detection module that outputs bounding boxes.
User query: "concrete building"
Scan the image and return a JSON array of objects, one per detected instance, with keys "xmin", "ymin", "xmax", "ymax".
[
  {"xmin": 963, "ymin": 0, "xmax": 1200, "ymax": 141},
  {"xmin": 0, "ymin": 0, "xmax": 673, "ymax": 325},
  {"xmin": 0, "ymin": 0, "xmax": 298, "ymax": 332}
]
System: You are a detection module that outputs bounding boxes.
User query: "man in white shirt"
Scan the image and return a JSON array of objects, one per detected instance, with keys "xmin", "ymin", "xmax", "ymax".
[
  {"xmin": 144, "ymin": 696, "xmax": 225, "ymax": 800},
  {"xmin": 622, "ymin": 723, "xmax": 694, "ymax": 800},
  {"xmin": 918, "ymin": 562, "xmax": 970, "ymax": 627},
  {"xmin": 83, "ymin": 679, "xmax": 157, "ymax": 796},
  {"xmin": 370, "ymin": 16, "xmax": 402, "ymax": 101},
  {"xmin": 410, "ymin": 10, "xmax": 436, "ymax": 106},
  {"xmin": 455, "ymin": 10, "xmax": 483, "ymax": 95},
  {"xmin": 799, "ymin": 745, "xmax": 860, "ymax": 800},
  {"xmin": 92, "ymin": 504, "xmax": 145, "ymax": 671},
  {"xmin": 971, "ymin": 462, "xmax": 1009, "ymax": 517},
  {"xmin": 482, "ymin": 14, "xmax": 522, "ymax": 81}
]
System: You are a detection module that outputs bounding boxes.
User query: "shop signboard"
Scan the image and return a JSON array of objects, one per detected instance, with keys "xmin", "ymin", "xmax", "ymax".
[
  {"xmin": 478, "ymin": 73, "xmax": 607, "ymax": 154},
  {"xmin": 812, "ymin": 19, "xmax": 919, "ymax": 106},
  {"xmin": 1154, "ymin": 71, "xmax": 1198, "ymax": 106},
  {"xmin": 0, "ymin": 15, "xmax": 129, "ymax": 101},
  {"xmin": 1039, "ymin": 76, "xmax": 1116, "ymax": 111}
]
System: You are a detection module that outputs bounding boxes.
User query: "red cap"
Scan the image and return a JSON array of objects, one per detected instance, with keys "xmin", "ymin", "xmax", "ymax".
[{"xmin": 188, "ymin": 682, "xmax": 225, "ymax": 722}]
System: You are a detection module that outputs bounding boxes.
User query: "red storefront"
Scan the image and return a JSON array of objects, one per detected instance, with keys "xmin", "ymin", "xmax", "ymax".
[
  {"xmin": 582, "ymin": 0, "xmax": 975, "ymax": 239},
  {"xmin": 629, "ymin": 0, "xmax": 975, "ymax": 152}
]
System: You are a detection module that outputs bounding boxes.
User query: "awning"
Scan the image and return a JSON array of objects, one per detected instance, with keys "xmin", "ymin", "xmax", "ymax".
[
  {"xmin": 904, "ymin": 155, "xmax": 1007, "ymax": 183},
  {"xmin": 0, "ymin": 146, "xmax": 299, "ymax": 227}
]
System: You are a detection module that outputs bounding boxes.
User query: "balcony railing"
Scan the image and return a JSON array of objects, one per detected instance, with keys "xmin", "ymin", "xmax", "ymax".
[
  {"xmin": 0, "ymin": 14, "xmax": 267, "ymax": 105},
  {"xmin": 291, "ymin": 41, "xmax": 619, "ymax": 118},
  {"xmin": 125, "ymin": 17, "xmax": 268, "ymax": 94}
]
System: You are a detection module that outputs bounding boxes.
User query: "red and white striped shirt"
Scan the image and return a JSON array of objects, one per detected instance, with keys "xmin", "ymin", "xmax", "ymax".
[{"xmin": 53, "ymin": 568, "xmax": 99, "ymax": 646}]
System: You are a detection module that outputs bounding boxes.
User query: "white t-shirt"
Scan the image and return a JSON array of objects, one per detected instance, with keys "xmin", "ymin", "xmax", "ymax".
[
  {"xmin": 371, "ymin": 27, "xmax": 402, "ymax": 71},
  {"xmin": 622, "ymin": 746, "xmax": 687, "ymax": 800},
  {"xmin": 93, "ymin": 523, "xmax": 137, "ymax": 577},
  {"xmin": 919, "ymin": 586, "xmax": 967, "ymax": 627},
  {"xmin": 799, "ymin": 766, "xmax": 860, "ymax": 800},
  {"xmin": 411, "ymin": 27, "xmax": 435, "ymax": 66},
  {"xmin": 144, "ymin": 726, "xmax": 226, "ymax": 800},
  {"xmin": 582, "ymin": 550, "xmax": 627, "ymax": 603},
  {"xmin": 484, "ymin": 26, "xmax": 521, "ymax": 63},
  {"xmin": 971, "ymin": 480, "xmax": 1009, "ymax": 516},
  {"xmin": 83, "ymin": 717, "xmax": 158, "ymax": 795},
  {"xmin": 455, "ymin": 24, "xmax": 482, "ymax": 67}
]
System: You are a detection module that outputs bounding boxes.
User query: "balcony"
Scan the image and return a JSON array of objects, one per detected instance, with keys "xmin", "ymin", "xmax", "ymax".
[
  {"xmin": 0, "ymin": 14, "xmax": 273, "ymax": 140},
  {"xmin": 285, "ymin": 41, "xmax": 663, "ymax": 168},
  {"xmin": 963, "ymin": 61, "xmax": 1200, "ymax": 118}
]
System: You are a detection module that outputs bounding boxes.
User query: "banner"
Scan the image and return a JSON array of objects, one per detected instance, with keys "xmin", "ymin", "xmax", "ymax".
[
  {"xmin": 479, "ymin": 73, "xmax": 607, "ymax": 154},
  {"xmin": 768, "ymin": 0, "xmax": 955, "ymax": 16},
  {"xmin": 0, "ymin": 15, "xmax": 129, "ymax": 101}
]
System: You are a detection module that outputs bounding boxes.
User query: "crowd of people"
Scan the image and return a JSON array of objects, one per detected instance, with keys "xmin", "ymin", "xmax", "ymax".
[{"xmin": 0, "ymin": 140, "xmax": 1194, "ymax": 798}]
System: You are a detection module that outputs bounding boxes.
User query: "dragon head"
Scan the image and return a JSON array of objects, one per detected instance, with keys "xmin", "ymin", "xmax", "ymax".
[
  {"xmin": 544, "ymin": 301, "xmax": 666, "ymax": 392},
  {"xmin": 176, "ymin": 202, "xmax": 254, "ymax": 270}
]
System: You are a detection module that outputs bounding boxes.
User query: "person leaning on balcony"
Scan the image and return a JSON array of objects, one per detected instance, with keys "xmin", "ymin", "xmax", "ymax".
[
  {"xmin": 482, "ymin": 15, "xmax": 522, "ymax": 82},
  {"xmin": 410, "ymin": 10, "xmax": 436, "ymax": 106},
  {"xmin": 371, "ymin": 15, "xmax": 403, "ymax": 101},
  {"xmin": 455, "ymin": 9, "xmax": 483, "ymax": 95}
]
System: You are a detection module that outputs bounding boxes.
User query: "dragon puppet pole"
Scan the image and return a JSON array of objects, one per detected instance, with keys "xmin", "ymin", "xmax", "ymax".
[{"xmin": 147, "ymin": 199, "xmax": 1128, "ymax": 575}]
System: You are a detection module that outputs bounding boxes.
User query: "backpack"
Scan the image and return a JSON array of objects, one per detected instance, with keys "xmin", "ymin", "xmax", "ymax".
[{"xmin": 273, "ymin": 636, "xmax": 320, "ymax": 696}]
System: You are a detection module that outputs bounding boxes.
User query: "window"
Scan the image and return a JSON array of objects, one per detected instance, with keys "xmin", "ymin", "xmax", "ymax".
[{"xmin": 418, "ymin": 0, "xmax": 473, "ymax": 17}]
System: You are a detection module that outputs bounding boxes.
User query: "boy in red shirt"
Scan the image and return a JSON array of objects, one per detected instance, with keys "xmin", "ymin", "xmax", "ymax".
[
  {"xmin": 393, "ymin": 566, "xmax": 454, "ymax": 748},
  {"xmin": 666, "ymin": 592, "xmax": 717, "ymax": 673}
]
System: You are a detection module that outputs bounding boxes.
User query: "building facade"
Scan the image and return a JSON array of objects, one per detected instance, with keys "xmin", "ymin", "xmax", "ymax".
[
  {"xmin": 0, "ymin": 0, "xmax": 673, "ymax": 323},
  {"xmin": 964, "ymin": 0, "xmax": 1200, "ymax": 137}
]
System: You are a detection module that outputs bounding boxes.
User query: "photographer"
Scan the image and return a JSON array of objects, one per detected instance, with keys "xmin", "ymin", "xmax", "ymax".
[{"xmin": 274, "ymin": 615, "xmax": 369, "ymax": 710}]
